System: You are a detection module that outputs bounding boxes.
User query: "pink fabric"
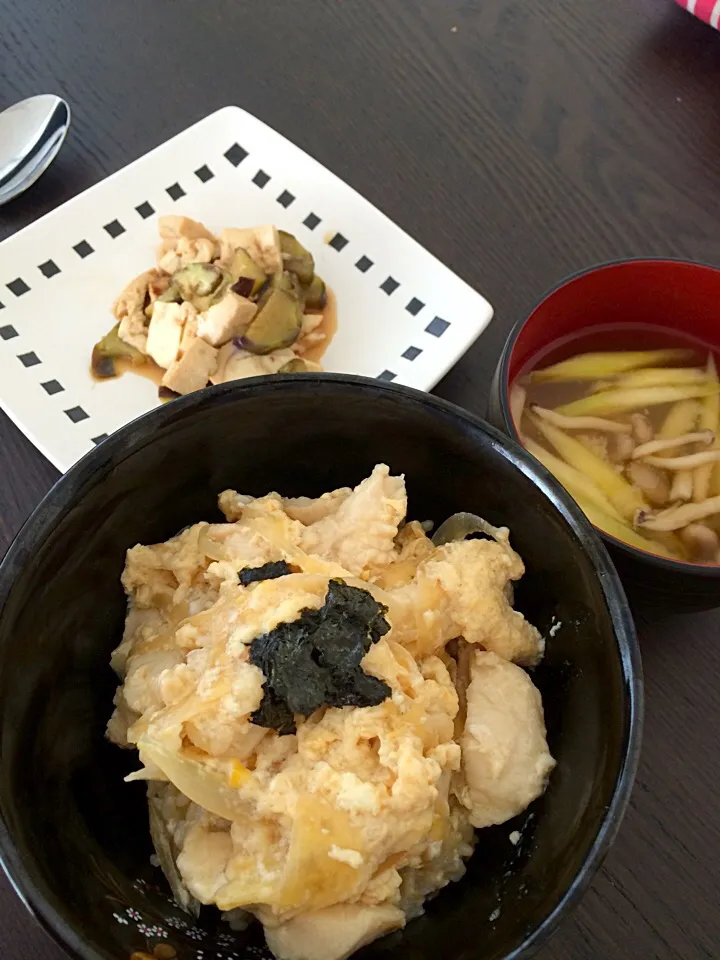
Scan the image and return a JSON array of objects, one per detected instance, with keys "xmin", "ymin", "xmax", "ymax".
[{"xmin": 676, "ymin": 0, "xmax": 720, "ymax": 27}]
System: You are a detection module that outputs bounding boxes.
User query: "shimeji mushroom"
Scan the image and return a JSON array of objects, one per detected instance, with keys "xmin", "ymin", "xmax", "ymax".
[
  {"xmin": 625, "ymin": 461, "xmax": 671, "ymax": 508},
  {"xmin": 635, "ymin": 495, "xmax": 720, "ymax": 532},
  {"xmin": 670, "ymin": 470, "xmax": 694, "ymax": 503},
  {"xmin": 630, "ymin": 413, "xmax": 654, "ymax": 445},
  {"xmin": 643, "ymin": 450, "xmax": 720, "ymax": 471},
  {"xmin": 631, "ymin": 430, "xmax": 714, "ymax": 460},
  {"xmin": 530, "ymin": 405, "xmax": 633, "ymax": 434},
  {"xmin": 679, "ymin": 524, "xmax": 720, "ymax": 564}
]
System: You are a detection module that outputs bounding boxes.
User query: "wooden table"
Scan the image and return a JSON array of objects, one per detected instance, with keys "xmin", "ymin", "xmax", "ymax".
[{"xmin": 1, "ymin": 1, "xmax": 719, "ymax": 957}]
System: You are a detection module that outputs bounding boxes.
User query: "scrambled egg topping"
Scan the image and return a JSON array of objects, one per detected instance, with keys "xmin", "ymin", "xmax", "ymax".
[{"xmin": 108, "ymin": 465, "xmax": 555, "ymax": 960}]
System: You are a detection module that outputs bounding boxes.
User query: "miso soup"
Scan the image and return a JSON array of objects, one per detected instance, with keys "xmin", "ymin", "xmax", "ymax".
[{"xmin": 511, "ymin": 324, "xmax": 720, "ymax": 566}]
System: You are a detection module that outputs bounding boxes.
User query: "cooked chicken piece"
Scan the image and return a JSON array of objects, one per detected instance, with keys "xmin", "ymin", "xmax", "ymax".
[
  {"xmin": 217, "ymin": 489, "xmax": 258, "ymax": 522},
  {"xmin": 281, "ymin": 488, "xmax": 353, "ymax": 525},
  {"xmin": 176, "ymin": 822, "xmax": 234, "ymax": 904},
  {"xmin": 147, "ymin": 274, "xmax": 172, "ymax": 301},
  {"xmin": 158, "ymin": 215, "xmax": 217, "ymax": 243},
  {"xmin": 457, "ymin": 650, "xmax": 555, "ymax": 828},
  {"xmin": 146, "ymin": 302, "xmax": 195, "ymax": 369},
  {"xmin": 264, "ymin": 904, "xmax": 406, "ymax": 960},
  {"xmin": 198, "ymin": 291, "xmax": 258, "ymax": 347},
  {"xmin": 162, "ymin": 337, "xmax": 218, "ymax": 395},
  {"xmin": 294, "ymin": 314, "xmax": 326, "ymax": 355},
  {"xmin": 375, "ymin": 521, "xmax": 435, "ymax": 589},
  {"xmin": 158, "ymin": 236, "xmax": 219, "ymax": 274},
  {"xmin": 300, "ymin": 464, "xmax": 407, "ymax": 581},
  {"xmin": 210, "ymin": 344, "xmax": 296, "ymax": 384},
  {"xmin": 389, "ymin": 538, "xmax": 543, "ymax": 665},
  {"xmin": 220, "ymin": 225, "xmax": 282, "ymax": 275},
  {"xmin": 113, "ymin": 269, "xmax": 161, "ymax": 353}
]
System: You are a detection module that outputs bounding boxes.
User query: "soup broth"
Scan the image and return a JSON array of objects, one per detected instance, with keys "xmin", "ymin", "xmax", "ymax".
[{"xmin": 512, "ymin": 324, "xmax": 720, "ymax": 566}]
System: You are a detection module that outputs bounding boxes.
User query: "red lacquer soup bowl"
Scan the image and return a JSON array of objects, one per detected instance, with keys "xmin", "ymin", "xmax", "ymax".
[{"xmin": 488, "ymin": 259, "xmax": 720, "ymax": 611}]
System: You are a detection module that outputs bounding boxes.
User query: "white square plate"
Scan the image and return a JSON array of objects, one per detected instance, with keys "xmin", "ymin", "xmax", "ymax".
[{"xmin": 0, "ymin": 106, "xmax": 493, "ymax": 472}]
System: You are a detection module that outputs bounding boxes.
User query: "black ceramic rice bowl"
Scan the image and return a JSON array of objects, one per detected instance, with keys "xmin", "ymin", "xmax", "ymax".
[{"xmin": 0, "ymin": 375, "xmax": 641, "ymax": 960}]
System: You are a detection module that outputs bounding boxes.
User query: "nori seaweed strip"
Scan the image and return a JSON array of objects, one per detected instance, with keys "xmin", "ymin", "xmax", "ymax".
[
  {"xmin": 239, "ymin": 560, "xmax": 292, "ymax": 586},
  {"xmin": 249, "ymin": 579, "xmax": 392, "ymax": 735}
]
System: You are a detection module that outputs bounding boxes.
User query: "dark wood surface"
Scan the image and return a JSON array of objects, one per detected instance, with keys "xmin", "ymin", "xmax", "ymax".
[{"xmin": 1, "ymin": 1, "xmax": 719, "ymax": 957}]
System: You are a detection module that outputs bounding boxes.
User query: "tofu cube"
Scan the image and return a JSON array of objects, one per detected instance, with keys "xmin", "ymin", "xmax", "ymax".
[
  {"xmin": 180, "ymin": 314, "xmax": 199, "ymax": 354},
  {"xmin": 220, "ymin": 225, "xmax": 282, "ymax": 274},
  {"xmin": 210, "ymin": 345, "xmax": 296, "ymax": 384},
  {"xmin": 198, "ymin": 291, "xmax": 257, "ymax": 347},
  {"xmin": 146, "ymin": 301, "xmax": 193, "ymax": 369},
  {"xmin": 162, "ymin": 338, "xmax": 218, "ymax": 395}
]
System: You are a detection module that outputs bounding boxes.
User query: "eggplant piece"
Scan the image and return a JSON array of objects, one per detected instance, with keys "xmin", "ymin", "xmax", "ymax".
[
  {"xmin": 157, "ymin": 284, "xmax": 182, "ymax": 303},
  {"xmin": 158, "ymin": 385, "xmax": 181, "ymax": 401},
  {"xmin": 240, "ymin": 288, "xmax": 302, "ymax": 355},
  {"xmin": 91, "ymin": 324, "xmax": 145, "ymax": 379},
  {"xmin": 172, "ymin": 262, "xmax": 224, "ymax": 302},
  {"xmin": 231, "ymin": 276, "xmax": 255, "ymax": 299},
  {"xmin": 271, "ymin": 269, "xmax": 304, "ymax": 298},
  {"xmin": 303, "ymin": 274, "xmax": 327, "ymax": 313},
  {"xmin": 279, "ymin": 230, "xmax": 315, "ymax": 285},
  {"xmin": 227, "ymin": 248, "xmax": 266, "ymax": 298},
  {"xmin": 144, "ymin": 282, "xmax": 183, "ymax": 320},
  {"xmin": 279, "ymin": 358, "xmax": 322, "ymax": 373}
]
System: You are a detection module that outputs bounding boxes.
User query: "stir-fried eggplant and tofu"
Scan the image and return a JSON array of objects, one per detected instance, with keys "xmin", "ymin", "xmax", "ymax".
[{"xmin": 92, "ymin": 217, "xmax": 331, "ymax": 396}]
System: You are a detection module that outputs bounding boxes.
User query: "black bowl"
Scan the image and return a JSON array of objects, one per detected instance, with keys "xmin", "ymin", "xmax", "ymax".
[
  {"xmin": 486, "ymin": 259, "xmax": 720, "ymax": 612},
  {"xmin": 0, "ymin": 375, "xmax": 641, "ymax": 960}
]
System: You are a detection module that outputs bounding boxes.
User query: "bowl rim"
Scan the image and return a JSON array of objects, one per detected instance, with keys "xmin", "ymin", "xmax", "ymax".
[
  {"xmin": 0, "ymin": 373, "xmax": 643, "ymax": 960},
  {"xmin": 496, "ymin": 256, "xmax": 720, "ymax": 580}
]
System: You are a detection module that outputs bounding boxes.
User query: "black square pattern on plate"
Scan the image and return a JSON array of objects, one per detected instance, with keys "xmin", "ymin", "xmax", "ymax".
[
  {"xmin": 7, "ymin": 278, "xmax": 30, "ymax": 297},
  {"xmin": 104, "ymin": 220, "xmax": 126, "ymax": 238},
  {"xmin": 136, "ymin": 201, "xmax": 155, "ymax": 219},
  {"xmin": 0, "ymin": 325, "xmax": 18, "ymax": 340},
  {"xmin": 39, "ymin": 259, "xmax": 60, "ymax": 279},
  {"xmin": 166, "ymin": 182, "xmax": 186, "ymax": 201},
  {"xmin": 41, "ymin": 379, "xmax": 64, "ymax": 396},
  {"xmin": 378, "ymin": 370, "xmax": 397, "ymax": 382},
  {"xmin": 195, "ymin": 165, "xmax": 214, "ymax": 183},
  {"xmin": 406, "ymin": 297, "xmax": 424, "ymax": 316},
  {"xmin": 18, "ymin": 351, "xmax": 40, "ymax": 367},
  {"xmin": 277, "ymin": 190, "xmax": 295, "ymax": 208},
  {"xmin": 253, "ymin": 170, "xmax": 270, "ymax": 188},
  {"xmin": 92, "ymin": 433, "xmax": 109, "ymax": 445},
  {"xmin": 426, "ymin": 316, "xmax": 450, "ymax": 337},
  {"xmin": 73, "ymin": 240, "xmax": 94, "ymax": 259},
  {"xmin": 355, "ymin": 256, "xmax": 373, "ymax": 273},
  {"xmin": 224, "ymin": 143, "xmax": 248, "ymax": 167},
  {"xmin": 0, "ymin": 301, "xmax": 4, "ymax": 310},
  {"xmin": 402, "ymin": 346, "xmax": 422, "ymax": 361},
  {"xmin": 303, "ymin": 213, "xmax": 321, "ymax": 230},
  {"xmin": 65, "ymin": 406, "xmax": 89, "ymax": 423},
  {"xmin": 329, "ymin": 232, "xmax": 348, "ymax": 252},
  {"xmin": 380, "ymin": 276, "xmax": 399, "ymax": 295}
]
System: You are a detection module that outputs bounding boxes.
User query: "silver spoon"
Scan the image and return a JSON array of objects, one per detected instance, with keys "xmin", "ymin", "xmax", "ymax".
[{"xmin": 0, "ymin": 95, "xmax": 71, "ymax": 206}]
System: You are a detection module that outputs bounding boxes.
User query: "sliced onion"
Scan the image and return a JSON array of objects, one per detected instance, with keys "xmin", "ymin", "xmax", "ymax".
[
  {"xmin": 198, "ymin": 526, "xmax": 229, "ymax": 562},
  {"xmin": 139, "ymin": 737, "xmax": 252, "ymax": 822},
  {"xmin": 221, "ymin": 908, "xmax": 254, "ymax": 931},
  {"xmin": 147, "ymin": 787, "xmax": 200, "ymax": 916},
  {"xmin": 432, "ymin": 512, "xmax": 510, "ymax": 547}
]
